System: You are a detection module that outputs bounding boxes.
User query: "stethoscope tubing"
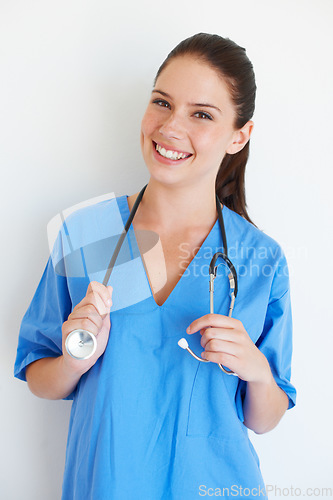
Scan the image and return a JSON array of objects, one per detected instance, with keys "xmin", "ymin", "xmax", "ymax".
[
  {"xmin": 65, "ymin": 186, "xmax": 147, "ymax": 360},
  {"xmin": 65, "ymin": 185, "xmax": 238, "ymax": 376}
]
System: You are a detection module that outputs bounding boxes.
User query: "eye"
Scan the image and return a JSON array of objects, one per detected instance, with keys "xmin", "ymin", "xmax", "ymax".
[
  {"xmin": 194, "ymin": 111, "xmax": 213, "ymax": 120},
  {"xmin": 152, "ymin": 99, "xmax": 171, "ymax": 109}
]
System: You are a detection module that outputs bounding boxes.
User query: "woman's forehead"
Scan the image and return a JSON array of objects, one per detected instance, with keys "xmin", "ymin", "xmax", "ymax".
[{"xmin": 155, "ymin": 56, "xmax": 233, "ymax": 106}]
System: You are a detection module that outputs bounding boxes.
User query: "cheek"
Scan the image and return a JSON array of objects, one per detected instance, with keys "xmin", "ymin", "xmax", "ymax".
[
  {"xmin": 141, "ymin": 110, "xmax": 158, "ymax": 139},
  {"xmin": 140, "ymin": 114, "xmax": 150, "ymax": 153},
  {"xmin": 192, "ymin": 129, "xmax": 223, "ymax": 156},
  {"xmin": 140, "ymin": 111, "xmax": 159, "ymax": 156},
  {"xmin": 208, "ymin": 126, "xmax": 234, "ymax": 152}
]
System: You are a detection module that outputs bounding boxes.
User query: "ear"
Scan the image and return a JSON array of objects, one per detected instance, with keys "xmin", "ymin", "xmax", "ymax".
[{"xmin": 226, "ymin": 120, "xmax": 254, "ymax": 155}]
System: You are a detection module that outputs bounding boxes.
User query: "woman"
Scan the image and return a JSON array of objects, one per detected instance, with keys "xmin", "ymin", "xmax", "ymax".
[{"xmin": 14, "ymin": 33, "xmax": 296, "ymax": 499}]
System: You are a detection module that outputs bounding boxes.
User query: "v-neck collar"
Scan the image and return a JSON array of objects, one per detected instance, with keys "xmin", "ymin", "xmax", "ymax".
[{"xmin": 117, "ymin": 194, "xmax": 223, "ymax": 310}]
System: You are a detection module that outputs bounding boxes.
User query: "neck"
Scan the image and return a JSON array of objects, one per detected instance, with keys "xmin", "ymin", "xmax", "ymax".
[{"xmin": 129, "ymin": 178, "xmax": 219, "ymax": 232}]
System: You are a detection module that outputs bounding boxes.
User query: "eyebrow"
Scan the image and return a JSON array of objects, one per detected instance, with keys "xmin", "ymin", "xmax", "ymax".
[{"xmin": 152, "ymin": 89, "xmax": 222, "ymax": 114}]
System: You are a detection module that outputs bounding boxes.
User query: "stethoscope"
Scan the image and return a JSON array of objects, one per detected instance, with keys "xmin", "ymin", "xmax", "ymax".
[{"xmin": 65, "ymin": 184, "xmax": 238, "ymax": 375}]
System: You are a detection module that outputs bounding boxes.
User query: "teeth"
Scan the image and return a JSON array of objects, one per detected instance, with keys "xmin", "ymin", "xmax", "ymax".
[{"xmin": 155, "ymin": 143, "xmax": 190, "ymax": 160}]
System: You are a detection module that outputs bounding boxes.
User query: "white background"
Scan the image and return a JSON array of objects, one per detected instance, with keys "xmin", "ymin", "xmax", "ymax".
[{"xmin": 1, "ymin": 1, "xmax": 332, "ymax": 498}]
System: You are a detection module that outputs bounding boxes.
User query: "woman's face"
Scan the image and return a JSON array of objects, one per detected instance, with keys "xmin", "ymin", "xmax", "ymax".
[{"xmin": 140, "ymin": 55, "xmax": 252, "ymax": 188}]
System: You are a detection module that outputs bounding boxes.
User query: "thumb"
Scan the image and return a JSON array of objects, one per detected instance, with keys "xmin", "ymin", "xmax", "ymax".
[{"xmin": 107, "ymin": 285, "xmax": 113, "ymax": 303}]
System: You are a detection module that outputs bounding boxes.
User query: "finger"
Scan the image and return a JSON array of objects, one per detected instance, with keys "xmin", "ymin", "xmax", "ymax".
[
  {"xmin": 204, "ymin": 338, "xmax": 241, "ymax": 357},
  {"xmin": 203, "ymin": 350, "xmax": 237, "ymax": 370},
  {"xmin": 86, "ymin": 282, "xmax": 113, "ymax": 313},
  {"xmin": 87, "ymin": 282, "xmax": 113, "ymax": 308},
  {"xmin": 200, "ymin": 327, "xmax": 237, "ymax": 348},
  {"xmin": 69, "ymin": 304, "xmax": 104, "ymax": 330},
  {"xmin": 93, "ymin": 282, "xmax": 113, "ymax": 303},
  {"xmin": 187, "ymin": 314, "xmax": 240, "ymax": 335},
  {"xmin": 63, "ymin": 318, "xmax": 100, "ymax": 338},
  {"xmin": 74, "ymin": 295, "xmax": 111, "ymax": 320},
  {"xmin": 84, "ymin": 288, "xmax": 113, "ymax": 317}
]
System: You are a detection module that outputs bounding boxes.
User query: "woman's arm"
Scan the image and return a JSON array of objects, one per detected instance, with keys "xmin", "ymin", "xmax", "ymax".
[
  {"xmin": 25, "ymin": 282, "xmax": 113, "ymax": 400},
  {"xmin": 26, "ymin": 356, "xmax": 85, "ymax": 400},
  {"xmin": 242, "ymin": 361, "xmax": 289, "ymax": 434},
  {"xmin": 187, "ymin": 314, "xmax": 290, "ymax": 434}
]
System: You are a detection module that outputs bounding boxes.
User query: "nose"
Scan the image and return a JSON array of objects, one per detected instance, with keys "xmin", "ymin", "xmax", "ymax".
[{"xmin": 159, "ymin": 112, "xmax": 185, "ymax": 140}]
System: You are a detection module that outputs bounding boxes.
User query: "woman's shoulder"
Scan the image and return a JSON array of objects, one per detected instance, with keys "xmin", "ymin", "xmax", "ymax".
[
  {"xmin": 224, "ymin": 206, "xmax": 290, "ymax": 298},
  {"xmin": 63, "ymin": 192, "xmax": 127, "ymax": 228},
  {"xmin": 51, "ymin": 193, "xmax": 129, "ymax": 254},
  {"xmin": 223, "ymin": 205, "xmax": 286, "ymax": 263}
]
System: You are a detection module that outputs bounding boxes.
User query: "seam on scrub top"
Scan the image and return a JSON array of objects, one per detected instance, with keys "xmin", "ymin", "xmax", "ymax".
[
  {"xmin": 268, "ymin": 287, "xmax": 290, "ymax": 306},
  {"xmin": 185, "ymin": 362, "xmax": 201, "ymax": 436}
]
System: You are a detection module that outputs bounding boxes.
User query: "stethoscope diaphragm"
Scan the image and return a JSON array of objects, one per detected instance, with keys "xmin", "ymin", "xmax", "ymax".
[{"xmin": 65, "ymin": 329, "xmax": 97, "ymax": 360}]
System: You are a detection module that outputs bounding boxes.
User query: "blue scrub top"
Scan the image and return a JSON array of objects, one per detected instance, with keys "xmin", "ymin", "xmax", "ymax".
[{"xmin": 14, "ymin": 195, "xmax": 296, "ymax": 500}]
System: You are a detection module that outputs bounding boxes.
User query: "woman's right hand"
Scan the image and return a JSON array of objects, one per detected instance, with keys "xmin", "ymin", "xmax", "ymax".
[{"xmin": 62, "ymin": 281, "xmax": 113, "ymax": 376}]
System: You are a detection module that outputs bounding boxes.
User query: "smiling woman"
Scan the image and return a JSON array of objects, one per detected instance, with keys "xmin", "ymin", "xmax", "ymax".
[
  {"xmin": 141, "ymin": 56, "xmax": 253, "ymax": 191},
  {"xmin": 14, "ymin": 33, "xmax": 296, "ymax": 500},
  {"xmin": 151, "ymin": 34, "xmax": 256, "ymax": 223}
]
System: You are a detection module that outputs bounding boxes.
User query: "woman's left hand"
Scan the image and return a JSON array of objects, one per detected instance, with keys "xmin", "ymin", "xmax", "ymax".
[{"xmin": 186, "ymin": 314, "xmax": 271, "ymax": 383}]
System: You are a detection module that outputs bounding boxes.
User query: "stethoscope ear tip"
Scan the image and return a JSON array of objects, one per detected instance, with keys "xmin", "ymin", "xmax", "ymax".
[{"xmin": 178, "ymin": 338, "xmax": 189, "ymax": 350}]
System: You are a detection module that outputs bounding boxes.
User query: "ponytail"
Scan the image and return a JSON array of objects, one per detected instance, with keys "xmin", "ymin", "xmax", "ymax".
[{"xmin": 216, "ymin": 142, "xmax": 256, "ymax": 226}]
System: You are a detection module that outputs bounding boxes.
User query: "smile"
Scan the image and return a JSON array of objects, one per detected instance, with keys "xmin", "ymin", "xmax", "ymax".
[{"xmin": 153, "ymin": 142, "xmax": 192, "ymax": 161}]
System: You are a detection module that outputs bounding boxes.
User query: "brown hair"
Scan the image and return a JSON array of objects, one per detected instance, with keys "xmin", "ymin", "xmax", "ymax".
[{"xmin": 154, "ymin": 33, "xmax": 256, "ymax": 225}]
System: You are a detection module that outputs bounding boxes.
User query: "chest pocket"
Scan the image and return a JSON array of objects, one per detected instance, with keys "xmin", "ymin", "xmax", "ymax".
[{"xmin": 186, "ymin": 362, "xmax": 247, "ymax": 444}]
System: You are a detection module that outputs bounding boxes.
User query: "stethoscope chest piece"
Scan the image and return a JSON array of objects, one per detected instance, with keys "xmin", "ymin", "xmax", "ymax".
[{"xmin": 65, "ymin": 329, "xmax": 97, "ymax": 360}]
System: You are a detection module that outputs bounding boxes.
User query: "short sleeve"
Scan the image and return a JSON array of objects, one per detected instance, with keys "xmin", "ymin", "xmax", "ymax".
[
  {"xmin": 14, "ymin": 256, "xmax": 73, "ymax": 397},
  {"xmin": 256, "ymin": 253, "xmax": 296, "ymax": 410}
]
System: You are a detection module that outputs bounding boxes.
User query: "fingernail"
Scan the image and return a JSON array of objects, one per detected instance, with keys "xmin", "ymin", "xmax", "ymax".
[
  {"xmin": 201, "ymin": 352, "xmax": 206, "ymax": 359},
  {"xmin": 186, "ymin": 326, "xmax": 191, "ymax": 334},
  {"xmin": 107, "ymin": 299, "xmax": 112, "ymax": 306}
]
